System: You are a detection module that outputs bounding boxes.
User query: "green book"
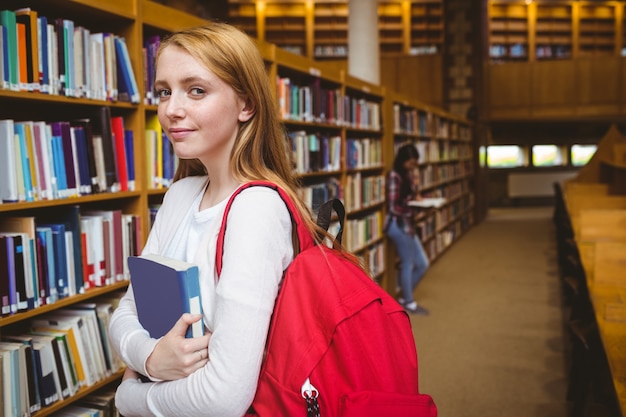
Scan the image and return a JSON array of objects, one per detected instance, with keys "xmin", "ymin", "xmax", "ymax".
[{"xmin": 0, "ymin": 10, "xmax": 18, "ymax": 90}]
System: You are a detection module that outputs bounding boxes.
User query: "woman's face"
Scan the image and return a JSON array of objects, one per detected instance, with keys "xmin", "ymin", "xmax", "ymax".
[
  {"xmin": 403, "ymin": 157, "xmax": 418, "ymax": 172},
  {"xmin": 154, "ymin": 45, "xmax": 253, "ymax": 165}
]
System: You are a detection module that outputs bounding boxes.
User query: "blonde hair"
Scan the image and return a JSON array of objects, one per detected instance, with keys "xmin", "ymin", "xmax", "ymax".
[{"xmin": 156, "ymin": 22, "xmax": 330, "ymax": 246}]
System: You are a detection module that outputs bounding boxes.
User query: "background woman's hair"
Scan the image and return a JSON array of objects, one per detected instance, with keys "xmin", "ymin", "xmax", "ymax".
[{"xmin": 393, "ymin": 143, "xmax": 420, "ymax": 201}]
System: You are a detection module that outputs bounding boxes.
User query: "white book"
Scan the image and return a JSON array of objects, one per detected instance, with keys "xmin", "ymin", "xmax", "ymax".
[
  {"xmin": 47, "ymin": 23, "xmax": 59, "ymax": 95},
  {"xmin": 0, "ymin": 342, "xmax": 28, "ymax": 417},
  {"xmin": 0, "ymin": 350, "xmax": 12, "ymax": 417},
  {"xmin": 91, "ymin": 134, "xmax": 108, "ymax": 193},
  {"xmin": 103, "ymin": 33, "xmax": 117, "ymax": 101},
  {"xmin": 32, "ymin": 121, "xmax": 54, "ymax": 200},
  {"xmin": 408, "ymin": 197, "xmax": 447, "ymax": 209},
  {"xmin": 65, "ymin": 230, "xmax": 77, "ymax": 296},
  {"xmin": 81, "ymin": 215, "xmax": 106, "ymax": 287},
  {"xmin": 43, "ymin": 123, "xmax": 59, "ymax": 199},
  {"xmin": 73, "ymin": 25, "xmax": 85, "ymax": 98},
  {"xmin": 89, "ymin": 33, "xmax": 106, "ymax": 101},
  {"xmin": 0, "ymin": 120, "xmax": 19, "ymax": 202},
  {"xmin": 81, "ymin": 27, "xmax": 91, "ymax": 99},
  {"xmin": 55, "ymin": 309, "xmax": 107, "ymax": 381}
]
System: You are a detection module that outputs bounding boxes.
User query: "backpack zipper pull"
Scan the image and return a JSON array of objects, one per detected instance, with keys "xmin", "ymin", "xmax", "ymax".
[{"xmin": 301, "ymin": 378, "xmax": 320, "ymax": 417}]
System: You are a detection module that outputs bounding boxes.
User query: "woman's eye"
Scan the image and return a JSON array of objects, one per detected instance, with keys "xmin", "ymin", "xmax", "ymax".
[
  {"xmin": 190, "ymin": 87, "xmax": 205, "ymax": 96},
  {"xmin": 156, "ymin": 89, "xmax": 171, "ymax": 98}
]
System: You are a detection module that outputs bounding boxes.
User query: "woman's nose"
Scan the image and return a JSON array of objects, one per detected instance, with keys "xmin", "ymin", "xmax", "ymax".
[{"xmin": 164, "ymin": 92, "xmax": 185, "ymax": 119}]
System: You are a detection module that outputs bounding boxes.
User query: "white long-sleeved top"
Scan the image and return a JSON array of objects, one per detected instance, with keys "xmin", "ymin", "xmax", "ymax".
[{"xmin": 109, "ymin": 177, "xmax": 294, "ymax": 417}]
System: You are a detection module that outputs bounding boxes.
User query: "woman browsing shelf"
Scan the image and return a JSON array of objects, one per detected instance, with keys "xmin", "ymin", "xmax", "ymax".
[
  {"xmin": 108, "ymin": 23, "xmax": 331, "ymax": 417},
  {"xmin": 383, "ymin": 143, "xmax": 431, "ymax": 315}
]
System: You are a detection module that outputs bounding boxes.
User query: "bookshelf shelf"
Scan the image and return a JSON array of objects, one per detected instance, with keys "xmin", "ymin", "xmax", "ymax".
[
  {"xmin": 227, "ymin": 0, "xmax": 444, "ymax": 59},
  {"xmin": 385, "ymin": 91, "xmax": 474, "ymax": 270},
  {"xmin": 488, "ymin": 1, "xmax": 625, "ymax": 62}
]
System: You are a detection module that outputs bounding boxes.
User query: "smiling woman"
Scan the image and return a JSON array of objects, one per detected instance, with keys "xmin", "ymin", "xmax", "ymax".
[{"xmin": 107, "ymin": 22, "xmax": 332, "ymax": 417}]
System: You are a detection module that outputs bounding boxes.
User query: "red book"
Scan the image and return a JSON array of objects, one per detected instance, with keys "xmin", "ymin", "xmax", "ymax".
[{"xmin": 110, "ymin": 116, "xmax": 128, "ymax": 191}]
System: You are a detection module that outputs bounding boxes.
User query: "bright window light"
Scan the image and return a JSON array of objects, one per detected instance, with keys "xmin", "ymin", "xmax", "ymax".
[
  {"xmin": 571, "ymin": 144, "xmax": 597, "ymax": 167},
  {"xmin": 532, "ymin": 144, "xmax": 564, "ymax": 167},
  {"xmin": 487, "ymin": 145, "xmax": 525, "ymax": 168}
]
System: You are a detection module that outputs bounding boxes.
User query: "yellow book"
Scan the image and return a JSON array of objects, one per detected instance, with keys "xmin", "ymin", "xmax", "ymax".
[
  {"xmin": 30, "ymin": 322, "xmax": 90, "ymax": 387},
  {"xmin": 145, "ymin": 115, "xmax": 163, "ymax": 189}
]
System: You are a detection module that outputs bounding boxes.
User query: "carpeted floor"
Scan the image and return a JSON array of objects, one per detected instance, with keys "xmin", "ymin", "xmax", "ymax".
[{"xmin": 408, "ymin": 206, "xmax": 571, "ymax": 417}]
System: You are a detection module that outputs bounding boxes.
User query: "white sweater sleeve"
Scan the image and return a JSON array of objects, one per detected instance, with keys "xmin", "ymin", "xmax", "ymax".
[{"xmin": 112, "ymin": 186, "xmax": 294, "ymax": 417}]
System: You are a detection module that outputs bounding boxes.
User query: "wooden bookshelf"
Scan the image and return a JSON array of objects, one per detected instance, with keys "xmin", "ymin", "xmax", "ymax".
[
  {"xmin": 379, "ymin": 2, "xmax": 405, "ymax": 56},
  {"xmin": 578, "ymin": 3, "xmax": 618, "ymax": 57},
  {"xmin": 313, "ymin": 2, "xmax": 348, "ymax": 59},
  {"xmin": 410, "ymin": 1, "xmax": 444, "ymax": 55},
  {"xmin": 535, "ymin": 3, "xmax": 573, "ymax": 60},
  {"xmin": 226, "ymin": 0, "xmax": 444, "ymax": 60},
  {"xmin": 489, "ymin": 2, "xmax": 529, "ymax": 61},
  {"xmin": 488, "ymin": 1, "xmax": 626, "ymax": 62},
  {"xmin": 0, "ymin": 1, "xmax": 475, "ymax": 414},
  {"xmin": 383, "ymin": 91, "xmax": 474, "ymax": 294}
]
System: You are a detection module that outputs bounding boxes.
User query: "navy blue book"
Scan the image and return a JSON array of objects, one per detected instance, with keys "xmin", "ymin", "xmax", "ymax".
[{"xmin": 128, "ymin": 254, "xmax": 203, "ymax": 339}]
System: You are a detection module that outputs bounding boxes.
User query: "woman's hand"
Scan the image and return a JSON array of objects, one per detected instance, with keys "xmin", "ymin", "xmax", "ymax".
[
  {"xmin": 122, "ymin": 367, "xmax": 140, "ymax": 382},
  {"xmin": 145, "ymin": 313, "xmax": 212, "ymax": 381}
]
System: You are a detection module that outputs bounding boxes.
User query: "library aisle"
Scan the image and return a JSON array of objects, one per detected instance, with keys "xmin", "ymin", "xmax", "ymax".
[{"xmin": 409, "ymin": 206, "xmax": 570, "ymax": 417}]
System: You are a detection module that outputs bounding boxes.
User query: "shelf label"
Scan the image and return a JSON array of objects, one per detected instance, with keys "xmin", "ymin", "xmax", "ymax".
[{"xmin": 362, "ymin": 86, "xmax": 370, "ymax": 93}]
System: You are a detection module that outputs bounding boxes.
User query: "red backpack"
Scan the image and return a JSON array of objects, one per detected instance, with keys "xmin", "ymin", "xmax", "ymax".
[{"xmin": 216, "ymin": 181, "xmax": 437, "ymax": 417}]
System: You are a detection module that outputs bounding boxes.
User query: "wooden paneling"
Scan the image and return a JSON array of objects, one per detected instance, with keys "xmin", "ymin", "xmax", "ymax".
[
  {"xmin": 577, "ymin": 57, "xmax": 620, "ymax": 105},
  {"xmin": 486, "ymin": 61, "xmax": 532, "ymax": 118},
  {"xmin": 484, "ymin": 57, "xmax": 626, "ymax": 120},
  {"xmin": 532, "ymin": 59, "xmax": 576, "ymax": 107},
  {"xmin": 380, "ymin": 54, "xmax": 443, "ymax": 107}
]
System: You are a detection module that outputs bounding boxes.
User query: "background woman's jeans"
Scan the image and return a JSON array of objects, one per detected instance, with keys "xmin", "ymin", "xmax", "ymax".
[{"xmin": 386, "ymin": 218, "xmax": 430, "ymax": 304}]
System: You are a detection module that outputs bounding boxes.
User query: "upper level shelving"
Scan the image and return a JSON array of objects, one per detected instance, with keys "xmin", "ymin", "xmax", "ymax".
[
  {"xmin": 488, "ymin": 0, "xmax": 625, "ymax": 63},
  {"xmin": 227, "ymin": 0, "xmax": 444, "ymax": 60}
]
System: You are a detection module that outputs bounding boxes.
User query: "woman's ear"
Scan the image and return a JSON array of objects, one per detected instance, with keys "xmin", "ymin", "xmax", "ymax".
[{"xmin": 238, "ymin": 97, "xmax": 256, "ymax": 122}]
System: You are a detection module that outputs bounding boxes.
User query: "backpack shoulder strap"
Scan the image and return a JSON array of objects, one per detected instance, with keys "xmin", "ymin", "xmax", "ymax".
[{"xmin": 215, "ymin": 181, "xmax": 314, "ymax": 278}]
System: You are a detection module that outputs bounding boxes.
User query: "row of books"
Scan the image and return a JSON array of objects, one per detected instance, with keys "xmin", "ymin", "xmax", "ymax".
[
  {"xmin": 393, "ymin": 104, "xmax": 468, "ymax": 140},
  {"xmin": 0, "ymin": 207, "xmax": 141, "ymax": 317},
  {"xmin": 346, "ymin": 138, "xmax": 383, "ymax": 170},
  {"xmin": 419, "ymin": 161, "xmax": 472, "ymax": 190},
  {"xmin": 289, "ymin": 131, "xmax": 341, "ymax": 174},
  {"xmin": 395, "ymin": 140, "xmax": 473, "ymax": 167},
  {"xmin": 277, "ymin": 76, "xmax": 382, "ymax": 130},
  {"xmin": 344, "ymin": 211, "xmax": 383, "ymax": 253},
  {"xmin": 358, "ymin": 242, "xmax": 385, "ymax": 279},
  {"xmin": 0, "ymin": 8, "xmax": 139, "ymax": 103},
  {"xmin": 145, "ymin": 117, "xmax": 178, "ymax": 189},
  {"xmin": 0, "ymin": 108, "xmax": 134, "ymax": 204},
  {"xmin": 343, "ymin": 173, "xmax": 385, "ymax": 213},
  {"xmin": 1, "ymin": 297, "xmax": 124, "ymax": 417},
  {"xmin": 297, "ymin": 178, "xmax": 343, "ymax": 217},
  {"xmin": 142, "ymin": 35, "xmax": 160, "ymax": 106}
]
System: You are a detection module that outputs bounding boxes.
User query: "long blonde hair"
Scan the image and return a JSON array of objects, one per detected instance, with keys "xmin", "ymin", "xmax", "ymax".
[{"xmin": 156, "ymin": 23, "xmax": 328, "ymax": 246}]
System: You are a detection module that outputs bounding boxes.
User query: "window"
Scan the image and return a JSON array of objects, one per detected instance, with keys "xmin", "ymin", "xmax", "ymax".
[
  {"xmin": 532, "ymin": 144, "xmax": 565, "ymax": 167},
  {"xmin": 487, "ymin": 145, "xmax": 526, "ymax": 168},
  {"xmin": 479, "ymin": 146, "xmax": 487, "ymax": 167},
  {"xmin": 571, "ymin": 144, "xmax": 597, "ymax": 167}
]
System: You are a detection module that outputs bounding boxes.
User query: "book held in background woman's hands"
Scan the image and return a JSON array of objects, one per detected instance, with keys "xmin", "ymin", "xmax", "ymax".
[
  {"xmin": 408, "ymin": 197, "xmax": 447, "ymax": 209},
  {"xmin": 128, "ymin": 254, "xmax": 204, "ymax": 338}
]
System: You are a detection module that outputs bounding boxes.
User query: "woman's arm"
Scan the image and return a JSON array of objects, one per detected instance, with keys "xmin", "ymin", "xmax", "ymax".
[{"xmin": 114, "ymin": 188, "xmax": 293, "ymax": 417}]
